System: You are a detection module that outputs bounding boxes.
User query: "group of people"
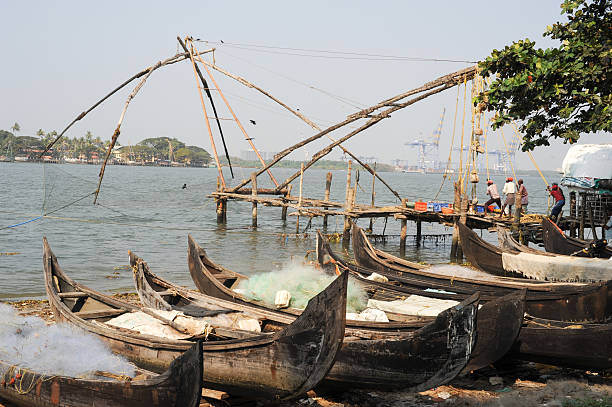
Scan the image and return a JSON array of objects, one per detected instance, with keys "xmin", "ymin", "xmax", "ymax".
[{"xmin": 484, "ymin": 177, "xmax": 565, "ymax": 220}]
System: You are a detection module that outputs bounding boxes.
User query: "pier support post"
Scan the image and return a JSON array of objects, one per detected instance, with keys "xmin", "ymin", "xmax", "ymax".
[
  {"xmin": 342, "ymin": 161, "xmax": 353, "ymax": 244},
  {"xmin": 323, "ymin": 172, "xmax": 332, "ymax": 228},
  {"xmin": 416, "ymin": 220, "xmax": 422, "ymax": 248},
  {"xmin": 579, "ymin": 192, "xmax": 586, "ymax": 239},
  {"xmin": 216, "ymin": 199, "xmax": 227, "ymax": 224},
  {"xmin": 368, "ymin": 163, "xmax": 377, "ymax": 232},
  {"xmin": 296, "ymin": 164, "xmax": 304, "ymax": 234},
  {"xmin": 450, "ymin": 182, "xmax": 461, "ymax": 262},
  {"xmin": 569, "ymin": 192, "xmax": 577, "ymax": 237},
  {"xmin": 216, "ymin": 177, "xmax": 227, "ymax": 224},
  {"xmin": 281, "ymin": 184, "xmax": 292, "ymax": 222},
  {"xmin": 251, "ymin": 173, "xmax": 258, "ymax": 227},
  {"xmin": 400, "ymin": 199, "xmax": 408, "ymax": 256}
]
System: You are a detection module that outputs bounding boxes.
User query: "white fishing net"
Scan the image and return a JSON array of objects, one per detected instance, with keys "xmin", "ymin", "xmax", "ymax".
[
  {"xmin": 0, "ymin": 303, "xmax": 135, "ymax": 379},
  {"xmin": 236, "ymin": 260, "xmax": 368, "ymax": 312}
]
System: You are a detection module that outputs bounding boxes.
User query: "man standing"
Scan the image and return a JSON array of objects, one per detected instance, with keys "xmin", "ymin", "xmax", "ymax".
[
  {"xmin": 500, "ymin": 177, "xmax": 516, "ymax": 217},
  {"xmin": 517, "ymin": 179, "xmax": 528, "ymax": 213},
  {"xmin": 547, "ymin": 183, "xmax": 565, "ymax": 222},
  {"xmin": 484, "ymin": 179, "xmax": 501, "ymax": 214}
]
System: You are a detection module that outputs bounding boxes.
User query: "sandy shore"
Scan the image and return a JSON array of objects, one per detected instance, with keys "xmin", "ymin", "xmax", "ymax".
[{"xmin": 2, "ymin": 296, "xmax": 611, "ymax": 407}]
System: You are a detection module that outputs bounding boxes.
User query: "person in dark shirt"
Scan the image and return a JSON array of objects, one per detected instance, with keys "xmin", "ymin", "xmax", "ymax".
[{"xmin": 547, "ymin": 182, "xmax": 565, "ymax": 222}]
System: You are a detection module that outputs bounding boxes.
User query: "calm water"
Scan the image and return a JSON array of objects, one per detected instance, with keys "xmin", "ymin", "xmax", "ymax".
[{"xmin": 0, "ymin": 162, "xmax": 558, "ymax": 300}]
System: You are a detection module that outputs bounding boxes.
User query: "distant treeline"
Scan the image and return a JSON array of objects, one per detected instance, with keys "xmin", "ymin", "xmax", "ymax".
[{"xmin": 0, "ymin": 128, "xmax": 211, "ymax": 164}]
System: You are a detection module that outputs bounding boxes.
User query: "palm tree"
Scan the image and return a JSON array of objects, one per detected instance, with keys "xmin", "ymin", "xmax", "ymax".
[{"xmin": 11, "ymin": 122, "xmax": 20, "ymax": 134}]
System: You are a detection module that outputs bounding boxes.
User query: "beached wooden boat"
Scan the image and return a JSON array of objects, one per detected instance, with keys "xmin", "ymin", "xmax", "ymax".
[
  {"xmin": 348, "ymin": 225, "xmax": 612, "ymax": 322},
  {"xmin": 512, "ymin": 316, "xmax": 612, "ymax": 371},
  {"xmin": 542, "ymin": 217, "xmax": 612, "ymax": 258},
  {"xmin": 183, "ymin": 236, "xmax": 521, "ymax": 374},
  {"xmin": 138, "ymin": 250, "xmax": 480, "ymax": 390},
  {"xmin": 457, "ymin": 222, "xmax": 612, "ymax": 282},
  {"xmin": 43, "ymin": 237, "xmax": 346, "ymax": 400},
  {"xmin": 0, "ymin": 342, "xmax": 202, "ymax": 407}
]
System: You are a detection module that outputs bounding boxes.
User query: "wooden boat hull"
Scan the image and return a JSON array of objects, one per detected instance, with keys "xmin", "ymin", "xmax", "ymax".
[
  {"xmin": 349, "ymin": 224, "xmax": 612, "ymax": 322},
  {"xmin": 509, "ymin": 317, "xmax": 612, "ymax": 371},
  {"xmin": 182, "ymin": 237, "xmax": 519, "ymax": 378},
  {"xmin": 43, "ymin": 237, "xmax": 346, "ymax": 400},
  {"xmin": 0, "ymin": 342, "xmax": 203, "ymax": 407},
  {"xmin": 542, "ymin": 217, "xmax": 612, "ymax": 258},
  {"xmin": 458, "ymin": 222, "xmax": 612, "ymax": 282}
]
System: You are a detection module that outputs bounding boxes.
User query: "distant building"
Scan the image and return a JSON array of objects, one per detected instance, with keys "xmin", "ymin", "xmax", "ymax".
[{"xmin": 241, "ymin": 150, "xmax": 277, "ymax": 161}]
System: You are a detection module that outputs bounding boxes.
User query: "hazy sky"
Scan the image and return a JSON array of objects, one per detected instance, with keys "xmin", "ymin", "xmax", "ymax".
[{"xmin": 2, "ymin": 1, "xmax": 610, "ymax": 171}]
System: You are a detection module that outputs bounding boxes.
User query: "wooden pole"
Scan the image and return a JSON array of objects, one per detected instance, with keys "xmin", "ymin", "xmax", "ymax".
[
  {"xmin": 369, "ymin": 163, "xmax": 377, "ymax": 232},
  {"xmin": 40, "ymin": 49, "xmax": 214, "ymax": 157},
  {"xmin": 579, "ymin": 192, "xmax": 586, "ymax": 239},
  {"xmin": 450, "ymin": 182, "xmax": 461, "ymax": 262},
  {"xmin": 230, "ymin": 66, "xmax": 476, "ymax": 193},
  {"xmin": 274, "ymin": 84, "xmax": 456, "ymax": 193},
  {"xmin": 197, "ymin": 55, "xmax": 279, "ymax": 188},
  {"xmin": 251, "ymin": 173, "xmax": 258, "ymax": 227},
  {"xmin": 281, "ymin": 184, "xmax": 292, "ymax": 222},
  {"xmin": 587, "ymin": 202, "xmax": 599, "ymax": 241},
  {"xmin": 416, "ymin": 220, "xmax": 422, "ymax": 248},
  {"xmin": 513, "ymin": 188, "xmax": 522, "ymax": 229},
  {"xmin": 456, "ymin": 195, "xmax": 468, "ymax": 262},
  {"xmin": 199, "ymin": 60, "xmax": 402, "ymax": 200},
  {"xmin": 323, "ymin": 172, "xmax": 332, "ymax": 228},
  {"xmin": 183, "ymin": 41, "xmax": 227, "ymax": 188},
  {"xmin": 400, "ymin": 199, "xmax": 408, "ymax": 254},
  {"xmin": 342, "ymin": 161, "xmax": 353, "ymax": 243},
  {"xmin": 296, "ymin": 163, "xmax": 304, "ymax": 233},
  {"xmin": 569, "ymin": 191, "xmax": 577, "ymax": 237}
]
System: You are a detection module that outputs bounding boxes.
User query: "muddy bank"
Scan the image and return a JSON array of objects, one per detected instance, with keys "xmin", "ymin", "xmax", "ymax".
[{"xmin": 2, "ymin": 296, "xmax": 611, "ymax": 407}]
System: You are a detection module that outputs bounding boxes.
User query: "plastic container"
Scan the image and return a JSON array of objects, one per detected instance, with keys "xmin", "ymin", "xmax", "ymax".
[
  {"xmin": 441, "ymin": 207, "xmax": 454, "ymax": 214},
  {"xmin": 414, "ymin": 201, "xmax": 427, "ymax": 211},
  {"xmin": 475, "ymin": 205, "xmax": 485, "ymax": 213},
  {"xmin": 488, "ymin": 205, "xmax": 496, "ymax": 212}
]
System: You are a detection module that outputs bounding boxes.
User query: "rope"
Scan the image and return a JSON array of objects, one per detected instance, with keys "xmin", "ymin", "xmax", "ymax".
[
  {"xmin": 459, "ymin": 75, "xmax": 468, "ymax": 193},
  {"xmin": 433, "ymin": 83, "xmax": 461, "ymax": 201},
  {"xmin": 499, "ymin": 128, "xmax": 517, "ymax": 182},
  {"xmin": 509, "ymin": 122, "xmax": 549, "ymax": 187}
]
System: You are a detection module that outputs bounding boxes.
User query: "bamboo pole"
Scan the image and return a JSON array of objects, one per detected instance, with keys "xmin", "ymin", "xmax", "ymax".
[
  {"xmin": 323, "ymin": 172, "xmax": 332, "ymax": 228},
  {"xmin": 281, "ymin": 184, "xmax": 292, "ymax": 222},
  {"xmin": 369, "ymin": 163, "xmax": 376, "ymax": 231},
  {"xmin": 180, "ymin": 37, "xmax": 234, "ymax": 179},
  {"xmin": 342, "ymin": 161, "xmax": 353, "ymax": 243},
  {"xmin": 296, "ymin": 163, "xmax": 304, "ymax": 233},
  {"xmin": 230, "ymin": 66, "xmax": 476, "ymax": 192},
  {"xmin": 450, "ymin": 182, "xmax": 461, "ymax": 262},
  {"xmin": 587, "ymin": 203, "xmax": 599, "ymax": 241},
  {"xmin": 251, "ymin": 172, "xmax": 258, "ymax": 227},
  {"xmin": 416, "ymin": 220, "xmax": 422, "ymax": 248},
  {"xmin": 275, "ymin": 84, "xmax": 456, "ymax": 192},
  {"xmin": 579, "ymin": 193, "xmax": 586, "ymax": 239},
  {"xmin": 400, "ymin": 198, "xmax": 408, "ymax": 253},
  {"xmin": 93, "ymin": 61, "xmax": 161, "ymax": 204},
  {"xmin": 196, "ymin": 55, "xmax": 279, "ymax": 187},
  {"xmin": 40, "ymin": 49, "xmax": 214, "ymax": 157}
]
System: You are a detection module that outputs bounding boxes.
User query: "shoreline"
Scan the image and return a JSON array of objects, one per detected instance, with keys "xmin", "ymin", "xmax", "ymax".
[{"xmin": 3, "ymin": 295, "xmax": 611, "ymax": 407}]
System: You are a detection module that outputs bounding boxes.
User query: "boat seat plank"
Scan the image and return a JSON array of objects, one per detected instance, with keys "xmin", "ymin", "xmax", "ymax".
[
  {"xmin": 58, "ymin": 291, "xmax": 89, "ymax": 298},
  {"xmin": 75, "ymin": 308, "xmax": 126, "ymax": 319}
]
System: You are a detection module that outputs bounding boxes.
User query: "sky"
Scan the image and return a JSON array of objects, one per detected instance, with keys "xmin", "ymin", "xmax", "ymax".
[{"xmin": 1, "ymin": 0, "xmax": 610, "ymax": 171}]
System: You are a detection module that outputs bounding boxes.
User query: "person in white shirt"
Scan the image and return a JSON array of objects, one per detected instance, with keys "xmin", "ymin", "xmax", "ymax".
[
  {"xmin": 484, "ymin": 180, "xmax": 501, "ymax": 214},
  {"xmin": 500, "ymin": 177, "xmax": 516, "ymax": 217}
]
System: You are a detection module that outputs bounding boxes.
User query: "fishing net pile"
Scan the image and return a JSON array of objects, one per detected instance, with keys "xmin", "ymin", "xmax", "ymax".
[
  {"xmin": 0, "ymin": 303, "xmax": 134, "ymax": 379},
  {"xmin": 236, "ymin": 261, "xmax": 368, "ymax": 313}
]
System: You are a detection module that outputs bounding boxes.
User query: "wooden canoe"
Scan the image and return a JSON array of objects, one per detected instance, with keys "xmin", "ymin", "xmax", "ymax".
[
  {"xmin": 458, "ymin": 222, "xmax": 612, "ymax": 282},
  {"xmin": 0, "ymin": 342, "xmax": 202, "ymax": 407},
  {"xmin": 43, "ymin": 237, "xmax": 346, "ymax": 400},
  {"xmin": 135, "ymin": 249, "xmax": 481, "ymax": 390},
  {"xmin": 542, "ymin": 217, "xmax": 612, "ymax": 258},
  {"xmin": 349, "ymin": 224, "xmax": 612, "ymax": 322},
  {"xmin": 183, "ymin": 237, "xmax": 523, "ymax": 374},
  {"xmin": 511, "ymin": 316, "xmax": 612, "ymax": 370}
]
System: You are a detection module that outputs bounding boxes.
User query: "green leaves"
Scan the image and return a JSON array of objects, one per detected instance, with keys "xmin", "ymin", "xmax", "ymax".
[{"xmin": 477, "ymin": 0, "xmax": 612, "ymax": 151}]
